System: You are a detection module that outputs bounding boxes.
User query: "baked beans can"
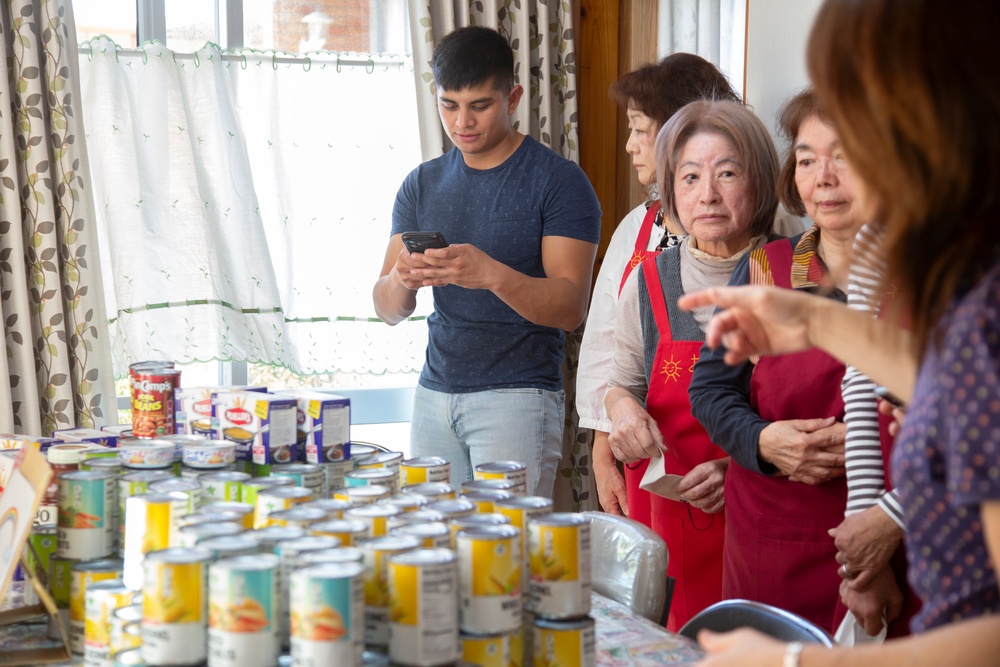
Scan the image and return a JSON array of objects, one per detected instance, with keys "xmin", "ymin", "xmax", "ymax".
[
  {"xmin": 389, "ymin": 521, "xmax": 452, "ymax": 550},
  {"xmin": 149, "ymin": 477, "xmax": 203, "ymax": 515},
  {"xmin": 70, "ymin": 559, "xmax": 124, "ymax": 654},
  {"xmin": 333, "ymin": 484, "xmax": 392, "ymax": 507},
  {"xmin": 141, "ymin": 547, "xmax": 212, "ymax": 666},
  {"xmin": 459, "ymin": 632, "xmax": 511, "ymax": 667},
  {"xmin": 84, "ymin": 579, "xmax": 132, "ymax": 667},
  {"xmin": 319, "ymin": 459, "xmax": 356, "ymax": 497},
  {"xmin": 401, "ymin": 482, "xmax": 455, "ymax": 503},
  {"xmin": 399, "ymin": 457, "xmax": 451, "ymax": 488},
  {"xmin": 300, "ymin": 498, "xmax": 352, "ymax": 521},
  {"xmin": 276, "ymin": 536, "xmax": 341, "ymax": 648},
  {"xmin": 344, "ymin": 504, "xmax": 403, "ymax": 538},
  {"xmin": 532, "ymin": 617, "xmax": 595, "ymax": 667},
  {"xmin": 270, "ymin": 463, "xmax": 325, "ymax": 499},
  {"xmin": 308, "ymin": 519, "xmax": 370, "ymax": 546},
  {"xmin": 129, "ymin": 362, "xmax": 181, "ymax": 439},
  {"xmin": 48, "ymin": 554, "xmax": 75, "ymax": 639},
  {"xmin": 526, "ymin": 513, "xmax": 591, "ymax": 618},
  {"xmin": 202, "ymin": 501, "xmax": 255, "ymax": 530},
  {"xmin": 289, "ymin": 563, "xmax": 365, "ymax": 666},
  {"xmin": 58, "ymin": 470, "xmax": 117, "ymax": 560},
  {"xmin": 178, "ymin": 522, "xmax": 243, "ymax": 548},
  {"xmin": 254, "ymin": 486, "xmax": 313, "ymax": 528},
  {"xmin": 198, "ymin": 471, "xmax": 250, "ymax": 503},
  {"xmin": 197, "ymin": 535, "xmax": 262, "ymax": 560},
  {"xmin": 449, "ymin": 514, "xmax": 511, "ymax": 549},
  {"xmin": 110, "ymin": 603, "xmax": 142, "ymax": 656},
  {"xmin": 240, "ymin": 477, "xmax": 295, "ymax": 513},
  {"xmin": 345, "ymin": 467, "xmax": 398, "ymax": 490},
  {"xmin": 208, "ymin": 554, "xmax": 280, "ymax": 667},
  {"xmin": 247, "ymin": 526, "xmax": 307, "ymax": 554},
  {"xmin": 122, "ymin": 492, "xmax": 188, "ymax": 590},
  {"xmin": 460, "ymin": 489, "xmax": 515, "ymax": 514},
  {"xmin": 386, "ymin": 509, "xmax": 447, "ymax": 531},
  {"xmin": 387, "ymin": 548, "xmax": 459, "ymax": 666},
  {"xmin": 426, "ymin": 498, "xmax": 477, "ymax": 521},
  {"xmin": 356, "ymin": 535, "xmax": 421, "ymax": 646},
  {"xmin": 298, "ymin": 547, "xmax": 365, "ymax": 567},
  {"xmin": 180, "ymin": 438, "xmax": 237, "ymax": 469},
  {"xmin": 474, "ymin": 461, "xmax": 528, "ymax": 496},
  {"xmin": 267, "ymin": 506, "xmax": 328, "ymax": 530},
  {"xmin": 456, "ymin": 525, "xmax": 522, "ymax": 634},
  {"xmin": 117, "ymin": 440, "xmax": 176, "ymax": 470}
]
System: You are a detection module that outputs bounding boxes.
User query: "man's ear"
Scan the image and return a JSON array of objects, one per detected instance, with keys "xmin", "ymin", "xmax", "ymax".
[{"xmin": 507, "ymin": 84, "xmax": 524, "ymax": 114}]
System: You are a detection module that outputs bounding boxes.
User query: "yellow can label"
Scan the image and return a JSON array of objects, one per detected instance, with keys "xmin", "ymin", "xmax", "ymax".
[
  {"xmin": 71, "ymin": 570, "xmax": 118, "ymax": 623},
  {"xmin": 471, "ymin": 537, "xmax": 520, "ymax": 597},
  {"xmin": 85, "ymin": 587, "xmax": 132, "ymax": 647},
  {"xmin": 144, "ymin": 561, "xmax": 205, "ymax": 623},
  {"xmin": 388, "ymin": 562, "xmax": 418, "ymax": 627},
  {"xmin": 529, "ymin": 525, "xmax": 578, "ymax": 582},
  {"xmin": 533, "ymin": 623, "xmax": 594, "ymax": 667},
  {"xmin": 142, "ymin": 500, "xmax": 173, "ymax": 554},
  {"xmin": 461, "ymin": 633, "xmax": 510, "ymax": 667}
]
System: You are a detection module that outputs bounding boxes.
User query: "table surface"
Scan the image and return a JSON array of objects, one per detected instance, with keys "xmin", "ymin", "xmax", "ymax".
[{"xmin": 1, "ymin": 584, "xmax": 705, "ymax": 666}]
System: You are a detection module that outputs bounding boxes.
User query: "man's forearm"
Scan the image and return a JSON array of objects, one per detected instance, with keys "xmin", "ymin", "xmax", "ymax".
[
  {"xmin": 490, "ymin": 266, "xmax": 590, "ymax": 330},
  {"xmin": 373, "ymin": 272, "xmax": 417, "ymax": 326}
]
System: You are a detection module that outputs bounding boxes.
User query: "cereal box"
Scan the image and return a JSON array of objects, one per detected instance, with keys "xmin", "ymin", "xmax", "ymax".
[
  {"xmin": 51, "ymin": 428, "xmax": 120, "ymax": 449},
  {"xmin": 174, "ymin": 385, "xmax": 268, "ymax": 437},
  {"xmin": 215, "ymin": 391, "xmax": 298, "ymax": 466},
  {"xmin": 273, "ymin": 390, "xmax": 351, "ymax": 464},
  {"xmin": 0, "ymin": 433, "xmax": 49, "ymax": 452}
]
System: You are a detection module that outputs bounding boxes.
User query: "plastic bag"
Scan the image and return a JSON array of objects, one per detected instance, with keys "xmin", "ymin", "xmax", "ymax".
[{"xmin": 833, "ymin": 610, "xmax": 887, "ymax": 646}]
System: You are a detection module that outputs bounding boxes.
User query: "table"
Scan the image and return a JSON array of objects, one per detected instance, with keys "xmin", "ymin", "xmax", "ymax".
[{"xmin": 1, "ymin": 585, "xmax": 705, "ymax": 666}]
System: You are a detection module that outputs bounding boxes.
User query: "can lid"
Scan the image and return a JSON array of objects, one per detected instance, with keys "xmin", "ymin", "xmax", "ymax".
[
  {"xmin": 299, "ymin": 547, "xmax": 364, "ymax": 565},
  {"xmin": 293, "ymin": 561, "xmax": 364, "ymax": 580},
  {"xmin": 390, "ymin": 521, "xmax": 450, "ymax": 537},
  {"xmin": 475, "ymin": 460, "xmax": 527, "ymax": 473},
  {"xmin": 310, "ymin": 519, "xmax": 368, "ymax": 533},
  {"xmin": 389, "ymin": 547, "xmax": 456, "ymax": 566},
  {"xmin": 355, "ymin": 534, "xmax": 422, "ymax": 551},
  {"xmin": 529, "ymin": 512, "xmax": 591, "ymax": 527},
  {"xmin": 143, "ymin": 546, "xmax": 212, "ymax": 564},
  {"xmin": 450, "ymin": 513, "xmax": 510, "ymax": 528},
  {"xmin": 211, "ymin": 553, "xmax": 279, "ymax": 571},
  {"xmin": 46, "ymin": 444, "xmax": 93, "ymax": 464},
  {"xmin": 276, "ymin": 535, "xmax": 340, "ymax": 553},
  {"xmin": 425, "ymin": 498, "xmax": 477, "ymax": 516},
  {"xmin": 402, "ymin": 456, "xmax": 449, "ymax": 467},
  {"xmin": 456, "ymin": 524, "xmax": 520, "ymax": 540},
  {"xmin": 401, "ymin": 482, "xmax": 455, "ymax": 497},
  {"xmin": 345, "ymin": 504, "xmax": 402, "ymax": 518}
]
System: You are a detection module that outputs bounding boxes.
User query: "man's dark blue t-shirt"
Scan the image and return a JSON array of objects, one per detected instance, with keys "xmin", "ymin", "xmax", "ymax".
[{"xmin": 391, "ymin": 136, "xmax": 601, "ymax": 393}]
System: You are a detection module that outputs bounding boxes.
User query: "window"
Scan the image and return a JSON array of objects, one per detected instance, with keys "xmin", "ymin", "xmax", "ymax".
[{"xmin": 77, "ymin": 0, "xmax": 422, "ymax": 436}]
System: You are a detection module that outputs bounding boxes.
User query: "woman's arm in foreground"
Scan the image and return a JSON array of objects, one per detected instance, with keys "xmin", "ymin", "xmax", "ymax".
[{"xmin": 678, "ymin": 286, "xmax": 917, "ymax": 401}]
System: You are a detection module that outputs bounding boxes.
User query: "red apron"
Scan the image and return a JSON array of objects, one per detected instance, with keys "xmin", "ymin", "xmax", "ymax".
[
  {"xmin": 637, "ymin": 254, "xmax": 727, "ymax": 632},
  {"xmin": 721, "ymin": 239, "xmax": 848, "ymax": 633},
  {"xmin": 620, "ymin": 202, "xmax": 661, "ymax": 530}
]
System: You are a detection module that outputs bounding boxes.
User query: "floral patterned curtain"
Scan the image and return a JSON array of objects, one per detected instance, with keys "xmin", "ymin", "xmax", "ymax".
[
  {"xmin": 405, "ymin": 0, "xmax": 595, "ymax": 512},
  {"xmin": 0, "ymin": 0, "xmax": 116, "ymax": 435}
]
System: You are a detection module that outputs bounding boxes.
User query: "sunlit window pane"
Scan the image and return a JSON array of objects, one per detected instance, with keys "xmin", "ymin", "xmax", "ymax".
[
  {"xmin": 74, "ymin": 0, "xmax": 138, "ymax": 47},
  {"xmin": 166, "ymin": 0, "xmax": 216, "ymax": 52},
  {"xmin": 243, "ymin": 0, "xmax": 410, "ymax": 54}
]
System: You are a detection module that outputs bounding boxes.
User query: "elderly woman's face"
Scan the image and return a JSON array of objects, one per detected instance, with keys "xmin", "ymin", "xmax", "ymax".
[
  {"xmin": 673, "ymin": 132, "xmax": 756, "ymax": 257},
  {"xmin": 794, "ymin": 115, "xmax": 863, "ymax": 234}
]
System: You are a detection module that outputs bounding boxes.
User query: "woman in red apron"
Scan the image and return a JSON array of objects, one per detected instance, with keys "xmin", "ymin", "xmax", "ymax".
[
  {"xmin": 605, "ymin": 99, "xmax": 782, "ymax": 631},
  {"xmin": 689, "ymin": 93, "xmax": 863, "ymax": 633},
  {"xmin": 577, "ymin": 55, "xmax": 739, "ymax": 523}
]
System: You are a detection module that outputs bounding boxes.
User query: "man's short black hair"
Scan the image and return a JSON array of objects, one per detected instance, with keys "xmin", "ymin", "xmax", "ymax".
[{"xmin": 432, "ymin": 26, "xmax": 515, "ymax": 93}]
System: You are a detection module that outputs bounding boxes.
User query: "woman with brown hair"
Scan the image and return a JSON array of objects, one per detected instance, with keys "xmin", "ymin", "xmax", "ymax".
[
  {"xmin": 606, "ymin": 98, "xmax": 781, "ymax": 631},
  {"xmin": 577, "ymin": 53, "xmax": 740, "ymax": 523},
  {"xmin": 682, "ymin": 0, "xmax": 1000, "ymax": 664}
]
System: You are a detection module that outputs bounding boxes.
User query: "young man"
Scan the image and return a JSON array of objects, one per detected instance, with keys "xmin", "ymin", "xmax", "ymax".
[{"xmin": 373, "ymin": 26, "xmax": 601, "ymax": 496}]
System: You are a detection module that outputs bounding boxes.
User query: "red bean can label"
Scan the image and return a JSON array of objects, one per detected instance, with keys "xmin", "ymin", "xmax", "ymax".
[{"xmin": 130, "ymin": 366, "xmax": 181, "ymax": 439}]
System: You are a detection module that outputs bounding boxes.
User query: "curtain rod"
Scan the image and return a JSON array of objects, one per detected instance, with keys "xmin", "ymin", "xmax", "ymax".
[{"xmin": 76, "ymin": 44, "xmax": 409, "ymax": 70}]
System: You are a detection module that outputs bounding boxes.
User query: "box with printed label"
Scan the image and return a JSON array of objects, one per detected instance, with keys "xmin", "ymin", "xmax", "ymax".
[
  {"xmin": 274, "ymin": 390, "xmax": 351, "ymax": 464},
  {"xmin": 0, "ymin": 434, "xmax": 50, "ymax": 452},
  {"xmin": 215, "ymin": 391, "xmax": 299, "ymax": 465},
  {"xmin": 50, "ymin": 427, "xmax": 120, "ymax": 449},
  {"xmin": 174, "ymin": 385, "xmax": 268, "ymax": 436}
]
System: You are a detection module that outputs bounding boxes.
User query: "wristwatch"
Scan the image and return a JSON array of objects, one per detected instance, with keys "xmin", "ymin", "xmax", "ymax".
[{"xmin": 784, "ymin": 641, "xmax": 805, "ymax": 667}]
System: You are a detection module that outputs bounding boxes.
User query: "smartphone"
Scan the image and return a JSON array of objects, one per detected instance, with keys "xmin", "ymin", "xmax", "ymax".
[
  {"xmin": 401, "ymin": 231, "xmax": 449, "ymax": 254},
  {"xmin": 874, "ymin": 386, "xmax": 907, "ymax": 410}
]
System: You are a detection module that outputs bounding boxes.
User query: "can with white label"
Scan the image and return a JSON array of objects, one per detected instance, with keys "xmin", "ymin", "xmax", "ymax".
[
  {"xmin": 526, "ymin": 513, "xmax": 591, "ymax": 619},
  {"xmin": 149, "ymin": 477, "xmax": 203, "ymax": 515},
  {"xmin": 84, "ymin": 579, "xmax": 132, "ymax": 667},
  {"xmin": 270, "ymin": 463, "xmax": 325, "ymax": 499},
  {"xmin": 70, "ymin": 559, "xmax": 123, "ymax": 654},
  {"xmin": 207, "ymin": 554, "xmax": 279, "ymax": 667},
  {"xmin": 456, "ymin": 525, "xmax": 522, "ymax": 635},
  {"xmin": 356, "ymin": 535, "xmax": 421, "ymax": 646},
  {"xmin": 344, "ymin": 504, "xmax": 403, "ymax": 538},
  {"xmin": 449, "ymin": 514, "xmax": 511, "ymax": 549},
  {"xmin": 141, "ymin": 547, "xmax": 212, "ymax": 666},
  {"xmin": 199, "ymin": 471, "xmax": 251, "ymax": 504},
  {"xmin": 276, "ymin": 536, "xmax": 340, "ymax": 648},
  {"xmin": 289, "ymin": 563, "xmax": 365, "ymax": 666},
  {"xmin": 387, "ymin": 548, "xmax": 459, "ymax": 666},
  {"xmin": 255, "ymin": 486, "xmax": 313, "ymax": 529},
  {"xmin": 474, "ymin": 461, "xmax": 528, "ymax": 496},
  {"xmin": 532, "ymin": 616, "xmax": 595, "ymax": 667},
  {"xmin": 240, "ymin": 476, "xmax": 295, "ymax": 508},
  {"xmin": 58, "ymin": 471, "xmax": 117, "ymax": 560},
  {"xmin": 354, "ymin": 451, "xmax": 404, "ymax": 491}
]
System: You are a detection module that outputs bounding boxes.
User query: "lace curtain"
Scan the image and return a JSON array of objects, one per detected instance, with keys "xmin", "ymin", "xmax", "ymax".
[
  {"xmin": 78, "ymin": 39, "xmax": 428, "ymax": 378},
  {"xmin": 0, "ymin": 0, "xmax": 116, "ymax": 434},
  {"xmin": 659, "ymin": 0, "xmax": 746, "ymax": 91}
]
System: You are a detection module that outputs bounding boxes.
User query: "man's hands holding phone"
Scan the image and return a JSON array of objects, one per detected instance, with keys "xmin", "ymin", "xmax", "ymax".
[{"xmin": 397, "ymin": 231, "xmax": 500, "ymax": 292}]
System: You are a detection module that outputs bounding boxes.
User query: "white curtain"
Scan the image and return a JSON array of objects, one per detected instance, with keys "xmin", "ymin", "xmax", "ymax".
[
  {"xmin": 658, "ymin": 0, "xmax": 746, "ymax": 93},
  {"xmin": 78, "ymin": 39, "xmax": 428, "ymax": 377}
]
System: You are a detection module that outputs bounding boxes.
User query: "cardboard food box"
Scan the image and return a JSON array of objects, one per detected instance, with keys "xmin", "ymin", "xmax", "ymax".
[
  {"xmin": 214, "ymin": 391, "xmax": 298, "ymax": 466},
  {"xmin": 174, "ymin": 385, "xmax": 268, "ymax": 437},
  {"xmin": 274, "ymin": 390, "xmax": 351, "ymax": 464},
  {"xmin": 49, "ymin": 428, "xmax": 120, "ymax": 449}
]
